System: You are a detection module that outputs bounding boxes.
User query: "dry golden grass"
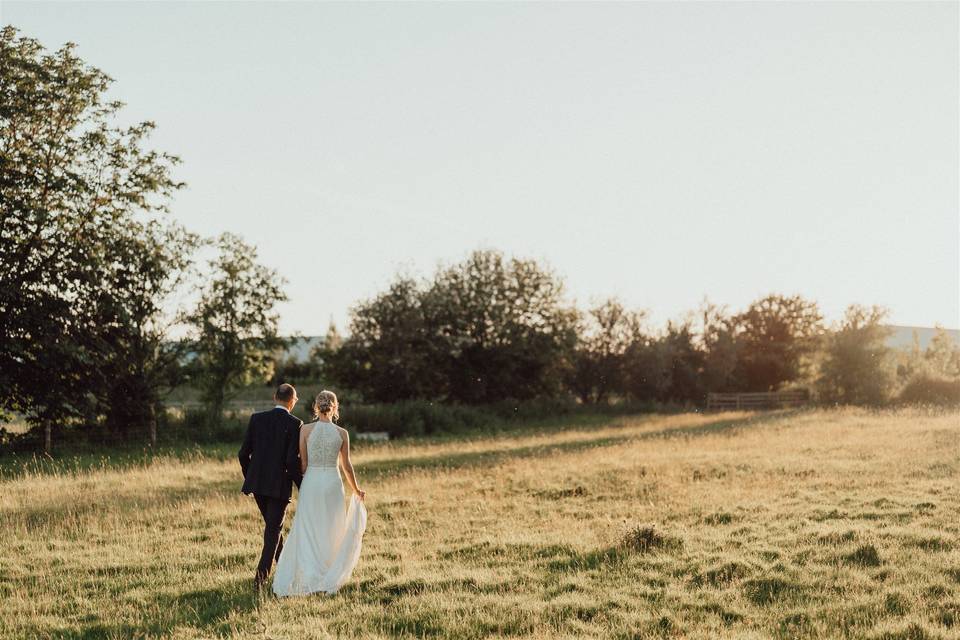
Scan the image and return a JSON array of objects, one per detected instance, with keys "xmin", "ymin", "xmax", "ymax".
[{"xmin": 1, "ymin": 407, "xmax": 958, "ymax": 639}]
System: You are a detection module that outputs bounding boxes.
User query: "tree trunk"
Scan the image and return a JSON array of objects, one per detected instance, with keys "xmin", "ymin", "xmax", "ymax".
[
  {"xmin": 148, "ymin": 402, "xmax": 157, "ymax": 448},
  {"xmin": 44, "ymin": 421, "xmax": 51, "ymax": 455},
  {"xmin": 207, "ymin": 381, "xmax": 226, "ymax": 433}
]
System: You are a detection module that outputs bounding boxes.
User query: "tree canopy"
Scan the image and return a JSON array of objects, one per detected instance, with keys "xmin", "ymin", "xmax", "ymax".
[{"xmin": 1, "ymin": 28, "xmax": 287, "ymax": 449}]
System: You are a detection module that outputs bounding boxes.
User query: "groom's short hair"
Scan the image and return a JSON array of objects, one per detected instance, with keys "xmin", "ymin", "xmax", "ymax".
[{"xmin": 274, "ymin": 383, "xmax": 296, "ymax": 403}]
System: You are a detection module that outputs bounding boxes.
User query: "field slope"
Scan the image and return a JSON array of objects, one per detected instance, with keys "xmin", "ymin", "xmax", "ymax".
[{"xmin": 1, "ymin": 408, "xmax": 959, "ymax": 639}]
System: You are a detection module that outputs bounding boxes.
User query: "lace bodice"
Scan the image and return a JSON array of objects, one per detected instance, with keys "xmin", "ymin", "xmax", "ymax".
[{"xmin": 305, "ymin": 421, "xmax": 342, "ymax": 469}]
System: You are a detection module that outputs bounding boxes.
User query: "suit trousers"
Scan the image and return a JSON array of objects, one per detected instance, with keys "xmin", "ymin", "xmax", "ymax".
[{"xmin": 254, "ymin": 494, "xmax": 288, "ymax": 582}]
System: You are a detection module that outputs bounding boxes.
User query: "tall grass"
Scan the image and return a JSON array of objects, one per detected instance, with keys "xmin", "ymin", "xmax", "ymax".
[{"xmin": 1, "ymin": 407, "xmax": 958, "ymax": 639}]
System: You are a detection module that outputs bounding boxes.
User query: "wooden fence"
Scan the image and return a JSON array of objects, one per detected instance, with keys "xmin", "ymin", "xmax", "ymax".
[{"xmin": 706, "ymin": 390, "xmax": 810, "ymax": 411}]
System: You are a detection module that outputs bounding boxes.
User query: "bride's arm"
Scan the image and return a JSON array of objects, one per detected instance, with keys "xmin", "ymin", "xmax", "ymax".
[
  {"xmin": 338, "ymin": 430, "xmax": 365, "ymax": 500},
  {"xmin": 299, "ymin": 425, "xmax": 311, "ymax": 475}
]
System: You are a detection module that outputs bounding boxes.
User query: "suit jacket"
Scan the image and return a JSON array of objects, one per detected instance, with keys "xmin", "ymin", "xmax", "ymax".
[{"xmin": 238, "ymin": 407, "xmax": 303, "ymax": 501}]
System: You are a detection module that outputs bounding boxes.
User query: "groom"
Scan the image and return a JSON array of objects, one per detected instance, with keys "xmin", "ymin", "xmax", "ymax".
[{"xmin": 238, "ymin": 383, "xmax": 303, "ymax": 589}]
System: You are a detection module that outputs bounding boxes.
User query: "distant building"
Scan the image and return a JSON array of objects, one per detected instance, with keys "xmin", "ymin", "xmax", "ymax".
[
  {"xmin": 279, "ymin": 336, "xmax": 326, "ymax": 363},
  {"xmin": 884, "ymin": 325, "xmax": 959, "ymax": 350}
]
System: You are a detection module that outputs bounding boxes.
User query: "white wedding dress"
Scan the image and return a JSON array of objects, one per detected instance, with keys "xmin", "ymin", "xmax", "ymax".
[{"xmin": 272, "ymin": 421, "xmax": 367, "ymax": 596}]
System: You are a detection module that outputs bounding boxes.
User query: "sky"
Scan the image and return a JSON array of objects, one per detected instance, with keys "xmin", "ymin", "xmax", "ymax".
[{"xmin": 4, "ymin": 1, "xmax": 958, "ymax": 335}]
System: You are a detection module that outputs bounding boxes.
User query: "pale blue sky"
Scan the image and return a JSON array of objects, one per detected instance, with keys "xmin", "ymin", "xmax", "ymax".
[{"xmin": 4, "ymin": 1, "xmax": 958, "ymax": 335}]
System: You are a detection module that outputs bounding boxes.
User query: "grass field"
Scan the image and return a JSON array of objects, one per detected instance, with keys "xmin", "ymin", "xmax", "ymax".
[{"xmin": 1, "ymin": 407, "xmax": 958, "ymax": 639}]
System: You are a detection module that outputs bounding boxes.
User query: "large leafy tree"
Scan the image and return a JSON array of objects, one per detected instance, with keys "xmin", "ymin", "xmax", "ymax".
[
  {"xmin": 325, "ymin": 250, "xmax": 579, "ymax": 404},
  {"xmin": 817, "ymin": 305, "xmax": 894, "ymax": 405},
  {"xmin": 187, "ymin": 233, "xmax": 288, "ymax": 426},
  {"xmin": 423, "ymin": 250, "xmax": 579, "ymax": 403},
  {"xmin": 320, "ymin": 277, "xmax": 444, "ymax": 402},
  {"xmin": 697, "ymin": 299, "xmax": 741, "ymax": 392},
  {"xmin": 624, "ymin": 319, "xmax": 704, "ymax": 405},
  {"xmin": 660, "ymin": 319, "xmax": 707, "ymax": 403},
  {"xmin": 94, "ymin": 220, "xmax": 199, "ymax": 444},
  {"xmin": 731, "ymin": 294, "xmax": 824, "ymax": 391},
  {"xmin": 0, "ymin": 27, "xmax": 182, "ymax": 448},
  {"xmin": 623, "ymin": 335, "xmax": 674, "ymax": 403},
  {"xmin": 567, "ymin": 299, "xmax": 645, "ymax": 404}
]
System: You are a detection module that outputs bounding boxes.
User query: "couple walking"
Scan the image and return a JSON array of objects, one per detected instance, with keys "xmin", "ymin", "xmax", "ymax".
[{"xmin": 238, "ymin": 384, "xmax": 367, "ymax": 596}]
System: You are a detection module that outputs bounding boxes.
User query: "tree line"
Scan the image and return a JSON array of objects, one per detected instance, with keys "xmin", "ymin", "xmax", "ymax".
[
  {"xmin": 312, "ymin": 249, "xmax": 959, "ymax": 409},
  {"xmin": 0, "ymin": 28, "xmax": 288, "ymax": 450},
  {"xmin": 2, "ymin": 27, "xmax": 958, "ymax": 452}
]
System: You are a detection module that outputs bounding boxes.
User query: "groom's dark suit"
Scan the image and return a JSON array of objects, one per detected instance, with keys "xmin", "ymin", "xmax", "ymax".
[{"xmin": 239, "ymin": 407, "xmax": 303, "ymax": 584}]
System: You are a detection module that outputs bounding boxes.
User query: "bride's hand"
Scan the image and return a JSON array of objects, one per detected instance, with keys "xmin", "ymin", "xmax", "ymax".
[{"xmin": 355, "ymin": 489, "xmax": 366, "ymax": 501}]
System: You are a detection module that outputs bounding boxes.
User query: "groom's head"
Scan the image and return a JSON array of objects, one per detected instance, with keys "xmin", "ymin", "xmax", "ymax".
[{"xmin": 274, "ymin": 383, "xmax": 298, "ymax": 411}]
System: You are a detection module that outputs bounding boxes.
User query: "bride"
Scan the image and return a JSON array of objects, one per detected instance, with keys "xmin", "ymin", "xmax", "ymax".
[{"xmin": 273, "ymin": 390, "xmax": 367, "ymax": 596}]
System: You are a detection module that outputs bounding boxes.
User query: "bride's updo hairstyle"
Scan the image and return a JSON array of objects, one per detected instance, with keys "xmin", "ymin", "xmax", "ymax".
[{"xmin": 312, "ymin": 390, "xmax": 339, "ymax": 422}]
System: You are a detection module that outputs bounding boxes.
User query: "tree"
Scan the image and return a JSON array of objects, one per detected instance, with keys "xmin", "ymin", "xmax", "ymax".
[
  {"xmin": 324, "ymin": 249, "xmax": 579, "ymax": 404},
  {"xmin": 895, "ymin": 329, "xmax": 925, "ymax": 387},
  {"xmin": 894, "ymin": 327, "xmax": 960, "ymax": 406},
  {"xmin": 423, "ymin": 249, "xmax": 579, "ymax": 403},
  {"xmin": 94, "ymin": 219, "xmax": 199, "ymax": 445},
  {"xmin": 0, "ymin": 27, "xmax": 183, "ymax": 450},
  {"xmin": 321, "ymin": 276, "xmax": 443, "ymax": 402},
  {"xmin": 817, "ymin": 305, "xmax": 894, "ymax": 405},
  {"xmin": 660, "ymin": 319, "xmax": 706, "ymax": 403},
  {"xmin": 567, "ymin": 299, "xmax": 645, "ymax": 404},
  {"xmin": 623, "ymin": 318, "xmax": 705, "ymax": 405},
  {"xmin": 187, "ymin": 234, "xmax": 288, "ymax": 427},
  {"xmin": 732, "ymin": 294, "xmax": 824, "ymax": 391},
  {"xmin": 280, "ymin": 321, "xmax": 342, "ymax": 386},
  {"xmin": 623, "ymin": 335, "xmax": 672, "ymax": 403},
  {"xmin": 323, "ymin": 319, "xmax": 343, "ymax": 352},
  {"xmin": 923, "ymin": 327, "xmax": 960, "ymax": 380},
  {"xmin": 697, "ymin": 299, "xmax": 741, "ymax": 392}
]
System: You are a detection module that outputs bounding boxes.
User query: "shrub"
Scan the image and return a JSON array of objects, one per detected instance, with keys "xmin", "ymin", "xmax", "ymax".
[
  {"xmin": 337, "ymin": 401, "xmax": 491, "ymax": 438},
  {"xmin": 618, "ymin": 524, "xmax": 682, "ymax": 553},
  {"xmin": 844, "ymin": 544, "xmax": 882, "ymax": 567},
  {"xmin": 335, "ymin": 398, "xmax": 655, "ymax": 439},
  {"xmin": 817, "ymin": 305, "xmax": 895, "ymax": 406},
  {"xmin": 897, "ymin": 375, "xmax": 960, "ymax": 407}
]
